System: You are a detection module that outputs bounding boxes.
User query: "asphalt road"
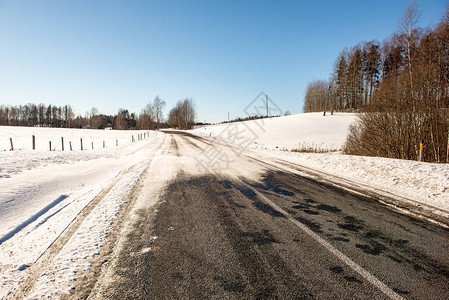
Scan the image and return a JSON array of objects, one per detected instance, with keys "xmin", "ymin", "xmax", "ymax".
[{"xmin": 95, "ymin": 131, "xmax": 449, "ymax": 299}]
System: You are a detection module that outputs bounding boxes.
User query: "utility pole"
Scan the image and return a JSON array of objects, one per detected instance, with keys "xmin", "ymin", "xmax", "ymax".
[
  {"xmin": 266, "ymin": 94, "xmax": 269, "ymax": 117},
  {"xmin": 323, "ymin": 88, "xmax": 327, "ymax": 116},
  {"xmin": 330, "ymin": 85, "xmax": 334, "ymax": 115}
]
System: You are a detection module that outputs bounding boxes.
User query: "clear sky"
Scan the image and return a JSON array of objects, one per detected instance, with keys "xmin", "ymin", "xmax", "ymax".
[{"xmin": 0, "ymin": 0, "xmax": 447, "ymax": 123}]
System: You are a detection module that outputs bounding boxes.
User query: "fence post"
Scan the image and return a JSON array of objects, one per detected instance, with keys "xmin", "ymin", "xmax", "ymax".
[
  {"xmin": 32, "ymin": 135, "xmax": 36, "ymax": 150},
  {"xmin": 80, "ymin": 138, "xmax": 83, "ymax": 151},
  {"xmin": 132, "ymin": 135, "xmax": 135, "ymax": 143},
  {"xmin": 92, "ymin": 142, "xmax": 94, "ymax": 150},
  {"xmin": 49, "ymin": 141, "xmax": 52, "ymax": 151},
  {"xmin": 61, "ymin": 137, "xmax": 64, "ymax": 151},
  {"xmin": 103, "ymin": 140, "xmax": 105, "ymax": 148},
  {"xmin": 116, "ymin": 139, "xmax": 118, "ymax": 146},
  {"xmin": 10, "ymin": 138, "xmax": 14, "ymax": 151},
  {"xmin": 69, "ymin": 141, "xmax": 72, "ymax": 151}
]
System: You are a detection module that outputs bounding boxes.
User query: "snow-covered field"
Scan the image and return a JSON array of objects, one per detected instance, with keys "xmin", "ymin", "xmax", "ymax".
[
  {"xmin": 191, "ymin": 112, "xmax": 449, "ymax": 216},
  {"xmin": 0, "ymin": 126, "xmax": 152, "ymax": 178},
  {"xmin": 0, "ymin": 126, "xmax": 145, "ymax": 152},
  {"xmin": 0, "ymin": 127, "xmax": 165, "ymax": 298}
]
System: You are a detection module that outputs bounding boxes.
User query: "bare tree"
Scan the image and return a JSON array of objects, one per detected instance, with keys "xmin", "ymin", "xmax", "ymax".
[
  {"xmin": 399, "ymin": 0, "xmax": 421, "ymax": 106},
  {"xmin": 303, "ymin": 80, "xmax": 329, "ymax": 113},
  {"xmin": 137, "ymin": 102, "xmax": 155, "ymax": 130},
  {"xmin": 152, "ymin": 96, "xmax": 166, "ymax": 129},
  {"xmin": 89, "ymin": 107, "xmax": 105, "ymax": 129}
]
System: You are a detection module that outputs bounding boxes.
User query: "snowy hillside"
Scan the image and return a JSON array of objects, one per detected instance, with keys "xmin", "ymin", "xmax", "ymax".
[{"xmin": 193, "ymin": 112, "xmax": 357, "ymax": 151}]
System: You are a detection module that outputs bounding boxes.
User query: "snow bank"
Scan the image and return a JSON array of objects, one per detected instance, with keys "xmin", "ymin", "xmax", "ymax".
[{"xmin": 258, "ymin": 150, "xmax": 449, "ymax": 214}]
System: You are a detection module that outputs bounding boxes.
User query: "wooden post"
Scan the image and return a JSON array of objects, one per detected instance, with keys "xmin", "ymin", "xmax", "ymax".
[
  {"xmin": 132, "ymin": 135, "xmax": 135, "ymax": 143},
  {"xmin": 49, "ymin": 141, "xmax": 52, "ymax": 151},
  {"xmin": 92, "ymin": 142, "xmax": 94, "ymax": 150},
  {"xmin": 80, "ymin": 138, "xmax": 83, "ymax": 151},
  {"xmin": 266, "ymin": 94, "xmax": 268, "ymax": 117},
  {"xmin": 103, "ymin": 140, "xmax": 105, "ymax": 148},
  {"xmin": 116, "ymin": 139, "xmax": 118, "ymax": 146},
  {"xmin": 32, "ymin": 135, "xmax": 36, "ymax": 150},
  {"xmin": 61, "ymin": 137, "xmax": 64, "ymax": 151},
  {"xmin": 69, "ymin": 141, "xmax": 72, "ymax": 151},
  {"xmin": 10, "ymin": 138, "xmax": 14, "ymax": 151}
]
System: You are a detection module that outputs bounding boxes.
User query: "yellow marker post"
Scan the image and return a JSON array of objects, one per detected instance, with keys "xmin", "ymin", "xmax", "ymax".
[{"xmin": 419, "ymin": 141, "xmax": 423, "ymax": 162}]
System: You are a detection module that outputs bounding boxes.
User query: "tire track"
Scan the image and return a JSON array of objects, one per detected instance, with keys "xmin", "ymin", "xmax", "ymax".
[{"xmin": 7, "ymin": 166, "xmax": 137, "ymax": 299}]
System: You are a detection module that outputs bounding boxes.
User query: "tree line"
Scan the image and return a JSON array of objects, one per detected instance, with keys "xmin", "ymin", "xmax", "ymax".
[
  {"xmin": 304, "ymin": 2, "xmax": 449, "ymax": 163},
  {"xmin": 0, "ymin": 103, "xmax": 76, "ymax": 128},
  {"xmin": 0, "ymin": 96, "xmax": 197, "ymax": 130}
]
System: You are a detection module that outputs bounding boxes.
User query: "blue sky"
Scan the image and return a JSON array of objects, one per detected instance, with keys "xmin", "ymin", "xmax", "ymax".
[{"xmin": 0, "ymin": 0, "xmax": 447, "ymax": 123}]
